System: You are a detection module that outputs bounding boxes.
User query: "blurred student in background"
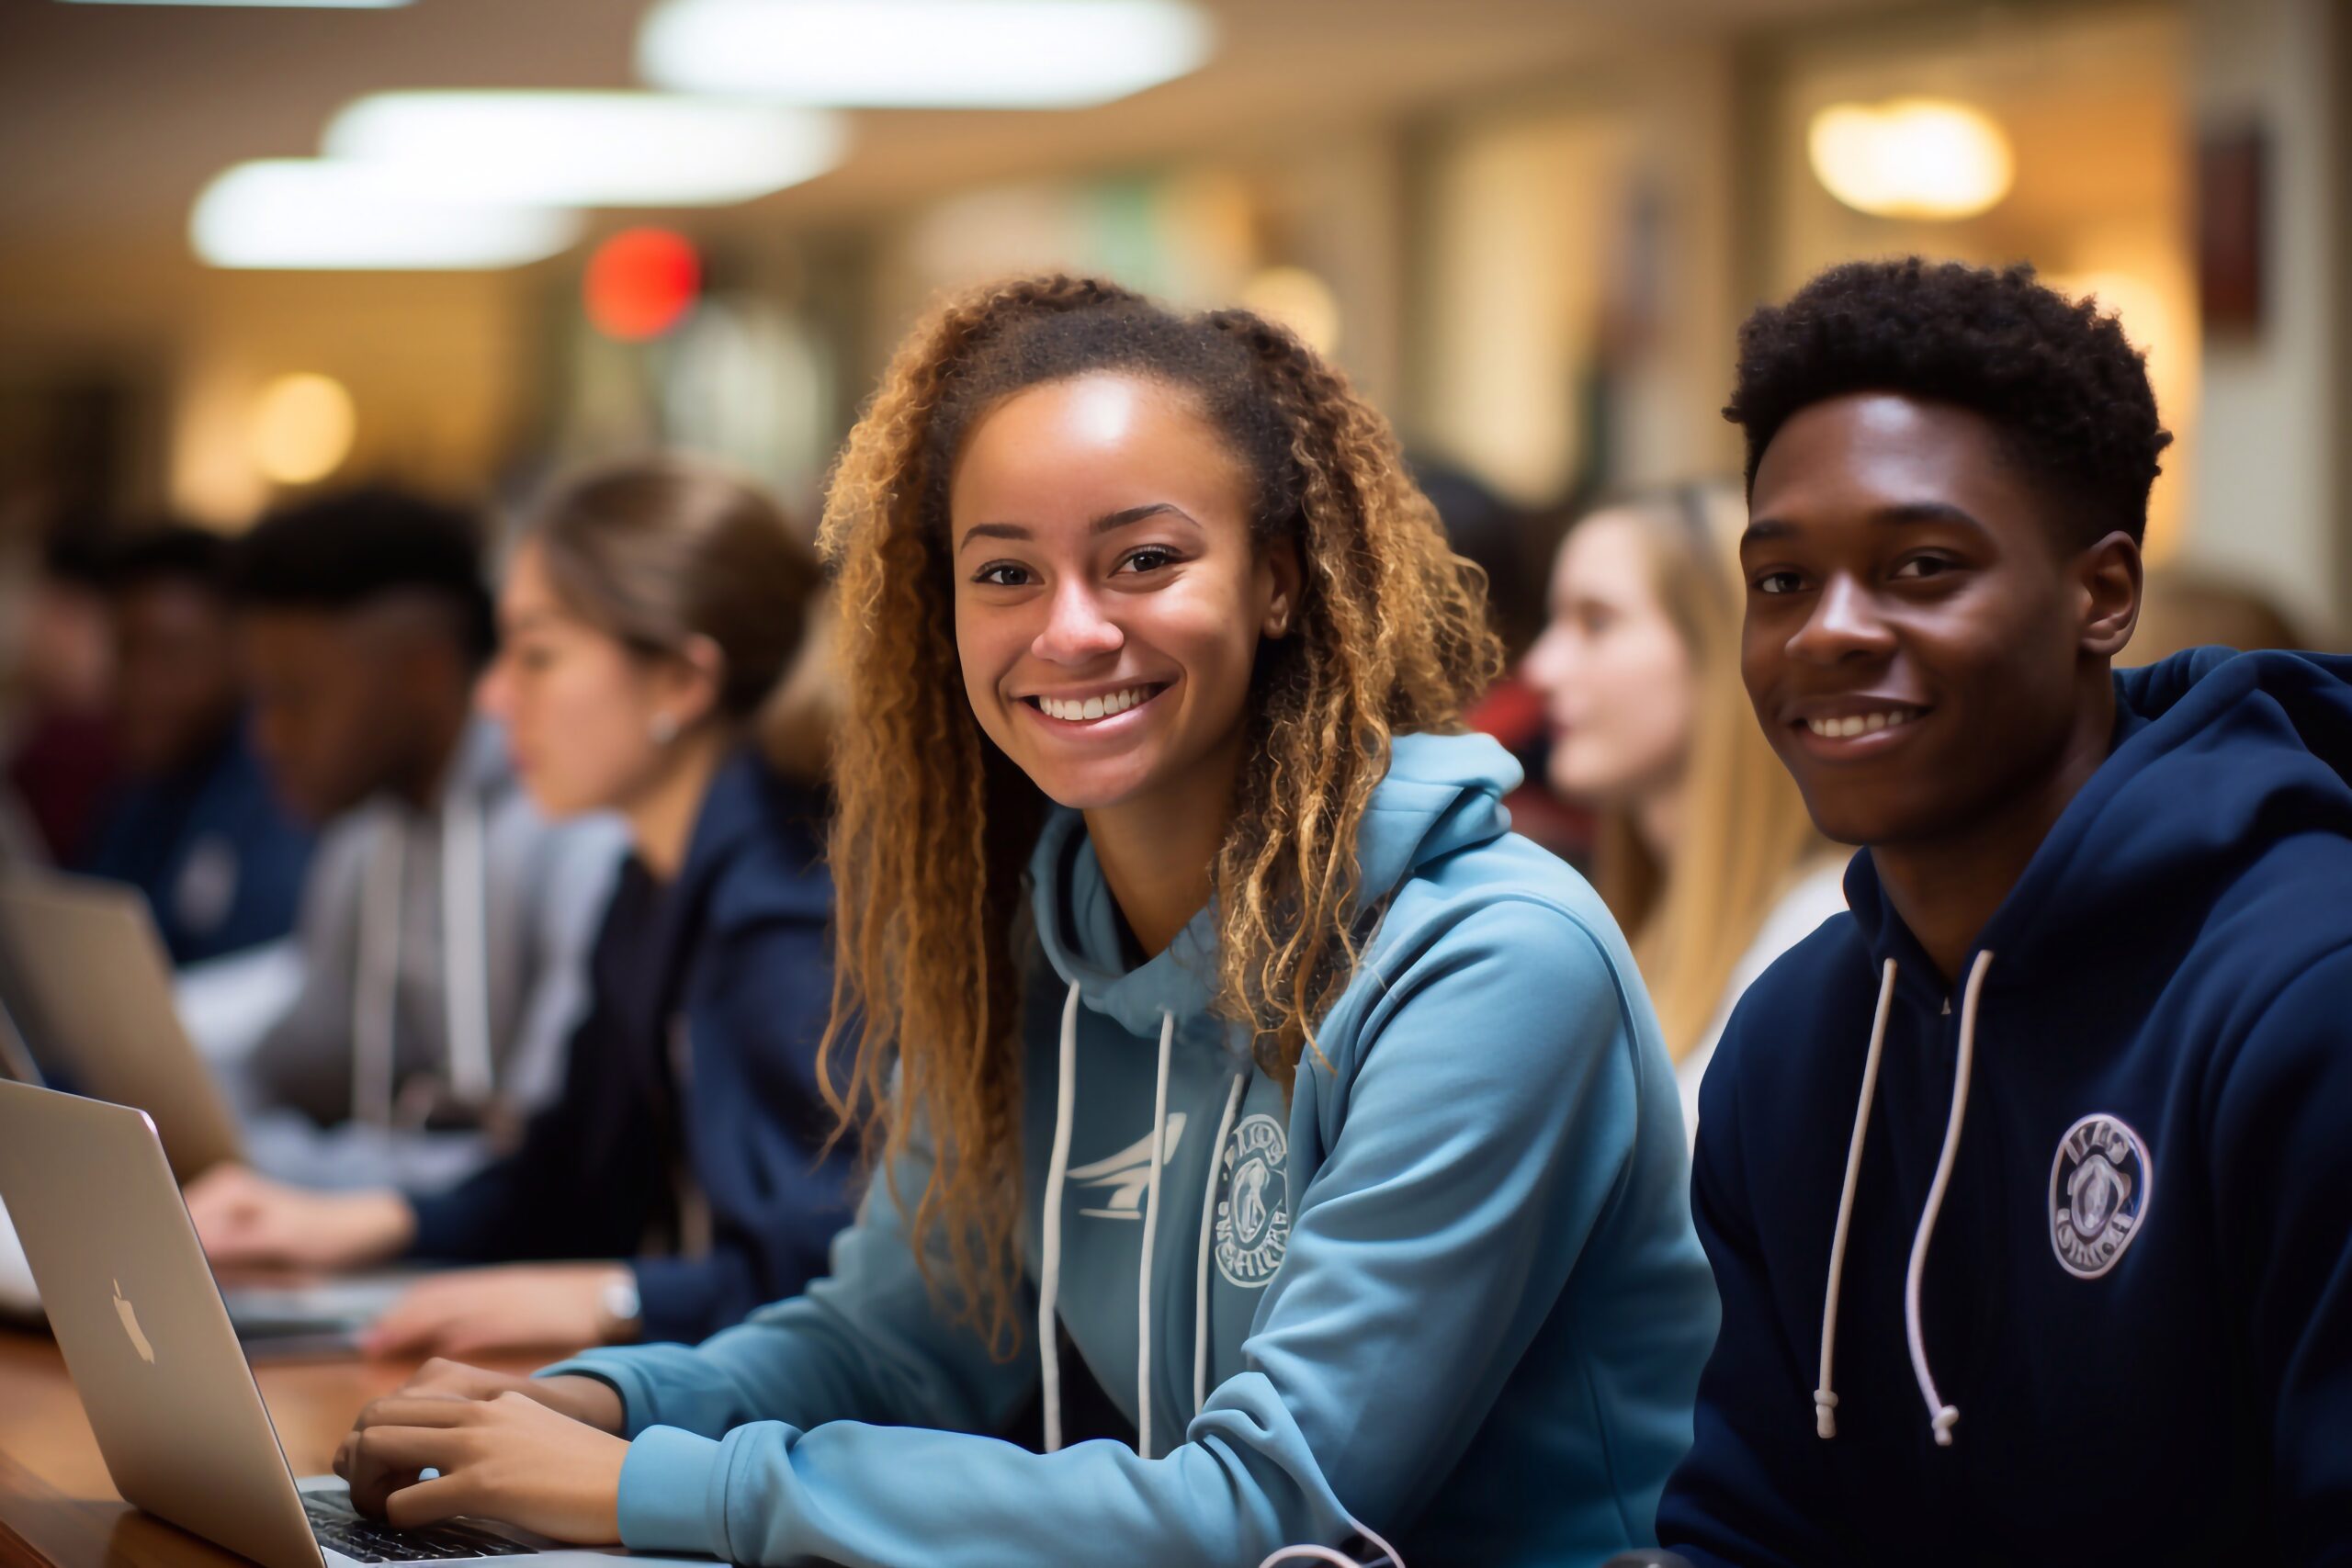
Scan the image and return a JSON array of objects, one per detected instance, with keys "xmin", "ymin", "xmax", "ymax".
[
  {"xmin": 191, "ymin": 459, "xmax": 854, "ymax": 1355},
  {"xmin": 216, "ymin": 490, "xmax": 623, "ymax": 1191},
  {"xmin": 1523, "ymin": 484, "xmax": 1846, "ymax": 1137},
  {"xmin": 3, "ymin": 525, "xmax": 119, "ymax": 863},
  {"xmin": 2126, "ymin": 566, "xmax": 2309, "ymax": 665},
  {"xmin": 320, "ymin": 277, "xmax": 1712, "ymax": 1567},
  {"xmin": 78, "ymin": 526, "xmax": 311, "ymax": 966}
]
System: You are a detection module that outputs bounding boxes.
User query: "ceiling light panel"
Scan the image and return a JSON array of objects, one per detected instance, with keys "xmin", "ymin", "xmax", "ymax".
[
  {"xmin": 190, "ymin": 160, "xmax": 581, "ymax": 270},
  {"xmin": 638, "ymin": 0, "xmax": 1215, "ymax": 108}
]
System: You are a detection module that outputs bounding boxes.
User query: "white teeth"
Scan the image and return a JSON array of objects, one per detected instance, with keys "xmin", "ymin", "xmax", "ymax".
[
  {"xmin": 1038, "ymin": 686, "xmax": 1154, "ymax": 722},
  {"xmin": 1807, "ymin": 707, "xmax": 1918, "ymax": 739}
]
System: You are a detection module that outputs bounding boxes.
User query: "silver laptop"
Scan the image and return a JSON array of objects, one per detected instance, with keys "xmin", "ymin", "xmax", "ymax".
[
  {"xmin": 0, "ymin": 1080, "xmax": 703, "ymax": 1568},
  {"xmin": 0, "ymin": 871, "xmax": 244, "ymax": 1180},
  {"xmin": 0, "ymin": 872, "xmax": 405, "ymax": 1349}
]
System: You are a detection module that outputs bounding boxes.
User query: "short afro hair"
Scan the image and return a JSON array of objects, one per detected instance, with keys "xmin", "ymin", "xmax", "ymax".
[
  {"xmin": 106, "ymin": 525, "xmax": 230, "ymax": 596},
  {"xmin": 227, "ymin": 487, "xmax": 495, "ymax": 664},
  {"xmin": 1726, "ymin": 257, "xmax": 2171, "ymax": 547}
]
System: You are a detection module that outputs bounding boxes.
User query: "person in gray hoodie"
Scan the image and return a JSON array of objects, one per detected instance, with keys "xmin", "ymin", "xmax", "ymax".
[
  {"xmin": 329, "ymin": 278, "xmax": 1715, "ymax": 1566},
  {"xmin": 201, "ymin": 489, "xmax": 622, "ymax": 1192}
]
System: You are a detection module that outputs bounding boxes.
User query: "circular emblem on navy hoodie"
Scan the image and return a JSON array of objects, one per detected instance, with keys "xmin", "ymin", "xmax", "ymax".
[
  {"xmin": 2049, "ymin": 1113, "xmax": 2152, "ymax": 1279},
  {"xmin": 1215, "ymin": 1114, "xmax": 1290, "ymax": 1289}
]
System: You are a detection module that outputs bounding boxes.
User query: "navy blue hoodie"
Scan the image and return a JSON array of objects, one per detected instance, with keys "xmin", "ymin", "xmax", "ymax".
[
  {"xmin": 406, "ymin": 748, "xmax": 854, "ymax": 1342},
  {"xmin": 1659, "ymin": 649, "xmax": 2352, "ymax": 1565}
]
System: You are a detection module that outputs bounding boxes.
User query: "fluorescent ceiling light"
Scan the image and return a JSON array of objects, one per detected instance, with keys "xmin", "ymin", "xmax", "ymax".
[
  {"xmin": 63, "ymin": 2, "xmax": 411, "ymax": 9},
  {"xmin": 323, "ymin": 92, "xmax": 845, "ymax": 208},
  {"xmin": 638, "ymin": 0, "xmax": 1215, "ymax": 108},
  {"xmin": 190, "ymin": 160, "xmax": 581, "ymax": 270}
]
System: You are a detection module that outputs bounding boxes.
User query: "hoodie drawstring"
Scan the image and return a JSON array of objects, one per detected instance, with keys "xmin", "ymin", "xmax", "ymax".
[
  {"xmin": 1815, "ymin": 949, "xmax": 1995, "ymax": 1449},
  {"xmin": 1905, "ymin": 948, "xmax": 1992, "ymax": 1447},
  {"xmin": 1036, "ymin": 982, "xmax": 1083, "ymax": 1454},
  {"xmin": 1815, "ymin": 958, "xmax": 1897, "ymax": 1438},
  {"xmin": 440, "ymin": 790, "xmax": 492, "ymax": 1107},
  {"xmin": 350, "ymin": 793, "xmax": 495, "ymax": 1129},
  {"xmin": 1134, "ymin": 1008, "xmax": 1177, "ymax": 1460}
]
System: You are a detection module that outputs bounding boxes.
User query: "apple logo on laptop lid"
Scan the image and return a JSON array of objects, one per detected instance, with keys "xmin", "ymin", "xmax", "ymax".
[{"xmin": 113, "ymin": 1278, "xmax": 155, "ymax": 1364}]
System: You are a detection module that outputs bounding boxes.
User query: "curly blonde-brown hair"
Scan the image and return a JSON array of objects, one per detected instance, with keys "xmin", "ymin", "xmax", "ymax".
[{"xmin": 818, "ymin": 275, "xmax": 1501, "ymax": 1354}]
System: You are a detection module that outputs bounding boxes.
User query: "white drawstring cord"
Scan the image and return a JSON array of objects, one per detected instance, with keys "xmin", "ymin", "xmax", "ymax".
[
  {"xmin": 1193, "ymin": 1071, "xmax": 1248, "ymax": 1416},
  {"xmin": 1036, "ymin": 981, "xmax": 1082, "ymax": 1453},
  {"xmin": 1905, "ymin": 949, "xmax": 1992, "ymax": 1448},
  {"xmin": 440, "ymin": 789, "xmax": 493, "ymax": 1107},
  {"xmin": 1815, "ymin": 958, "xmax": 1898, "ymax": 1439},
  {"xmin": 1255, "ymin": 1514, "xmax": 1404, "ymax": 1568},
  {"xmin": 1135, "ymin": 1009, "xmax": 1177, "ymax": 1460}
]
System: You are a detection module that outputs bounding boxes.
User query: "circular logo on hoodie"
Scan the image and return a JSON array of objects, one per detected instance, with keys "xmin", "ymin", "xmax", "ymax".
[
  {"xmin": 2049, "ymin": 1113, "xmax": 2152, "ymax": 1280},
  {"xmin": 1215, "ymin": 1114, "xmax": 1290, "ymax": 1289}
]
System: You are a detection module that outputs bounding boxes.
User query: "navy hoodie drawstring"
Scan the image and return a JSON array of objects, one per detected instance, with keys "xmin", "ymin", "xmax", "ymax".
[{"xmin": 1815, "ymin": 950, "xmax": 1995, "ymax": 1448}]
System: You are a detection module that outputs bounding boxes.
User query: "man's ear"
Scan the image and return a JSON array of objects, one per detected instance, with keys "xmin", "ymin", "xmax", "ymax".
[{"xmin": 2078, "ymin": 529, "xmax": 2143, "ymax": 660}]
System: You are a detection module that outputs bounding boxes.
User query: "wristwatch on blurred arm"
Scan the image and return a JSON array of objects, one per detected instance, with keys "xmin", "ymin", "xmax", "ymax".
[{"xmin": 596, "ymin": 1269, "xmax": 643, "ymax": 1344}]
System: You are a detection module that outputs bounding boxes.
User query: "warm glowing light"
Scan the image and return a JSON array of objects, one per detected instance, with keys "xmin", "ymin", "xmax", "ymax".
[
  {"xmin": 1239, "ymin": 266, "xmax": 1342, "ymax": 357},
  {"xmin": 323, "ymin": 93, "xmax": 844, "ymax": 208},
  {"xmin": 1808, "ymin": 98, "xmax": 2014, "ymax": 220},
  {"xmin": 639, "ymin": 0, "xmax": 1214, "ymax": 107},
  {"xmin": 584, "ymin": 229, "xmax": 702, "ymax": 342},
  {"xmin": 192, "ymin": 161, "xmax": 579, "ymax": 270},
  {"xmin": 64, "ymin": 1, "xmax": 408, "ymax": 7},
  {"xmin": 249, "ymin": 374, "xmax": 356, "ymax": 485}
]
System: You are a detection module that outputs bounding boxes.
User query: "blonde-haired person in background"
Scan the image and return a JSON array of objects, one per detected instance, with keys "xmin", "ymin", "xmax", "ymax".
[
  {"xmin": 316, "ymin": 276, "xmax": 1713, "ymax": 1567},
  {"xmin": 1523, "ymin": 483, "xmax": 1848, "ymax": 1140}
]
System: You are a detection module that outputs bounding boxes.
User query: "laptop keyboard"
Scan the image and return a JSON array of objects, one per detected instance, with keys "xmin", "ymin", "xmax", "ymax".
[{"xmin": 303, "ymin": 1495, "xmax": 533, "ymax": 1562}]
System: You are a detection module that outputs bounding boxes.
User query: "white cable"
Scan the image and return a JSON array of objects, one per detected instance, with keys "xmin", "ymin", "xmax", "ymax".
[
  {"xmin": 1815, "ymin": 958, "xmax": 1897, "ymax": 1439},
  {"xmin": 1135, "ymin": 1009, "xmax": 1176, "ymax": 1460},
  {"xmin": 1905, "ymin": 948, "xmax": 1994, "ymax": 1448},
  {"xmin": 1035, "ymin": 981, "xmax": 1082, "ymax": 1453},
  {"xmin": 1193, "ymin": 1070, "xmax": 1248, "ymax": 1416}
]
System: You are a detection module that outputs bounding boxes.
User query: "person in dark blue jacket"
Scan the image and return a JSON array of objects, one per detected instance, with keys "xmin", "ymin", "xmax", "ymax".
[
  {"xmin": 188, "ymin": 458, "xmax": 855, "ymax": 1353},
  {"xmin": 1657, "ymin": 257, "xmax": 2352, "ymax": 1566},
  {"xmin": 80, "ymin": 526, "xmax": 312, "ymax": 965}
]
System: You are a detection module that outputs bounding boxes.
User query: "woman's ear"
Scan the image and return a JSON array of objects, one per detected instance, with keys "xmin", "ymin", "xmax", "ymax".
[
  {"xmin": 1261, "ymin": 538, "xmax": 1305, "ymax": 639},
  {"xmin": 652, "ymin": 633, "xmax": 729, "ymax": 737},
  {"xmin": 2077, "ymin": 530, "xmax": 2143, "ymax": 660}
]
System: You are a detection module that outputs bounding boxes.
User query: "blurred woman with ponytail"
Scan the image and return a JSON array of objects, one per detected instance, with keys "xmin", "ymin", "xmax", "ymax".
[
  {"xmin": 330, "ymin": 278, "xmax": 1714, "ymax": 1566},
  {"xmin": 191, "ymin": 458, "xmax": 855, "ymax": 1355}
]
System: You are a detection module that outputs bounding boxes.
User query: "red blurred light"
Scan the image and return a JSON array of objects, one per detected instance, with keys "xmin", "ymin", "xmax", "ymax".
[{"xmin": 583, "ymin": 228, "xmax": 701, "ymax": 342}]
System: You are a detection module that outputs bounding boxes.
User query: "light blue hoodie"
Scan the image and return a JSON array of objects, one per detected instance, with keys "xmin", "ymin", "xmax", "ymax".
[{"xmin": 543, "ymin": 733, "xmax": 1715, "ymax": 1566}]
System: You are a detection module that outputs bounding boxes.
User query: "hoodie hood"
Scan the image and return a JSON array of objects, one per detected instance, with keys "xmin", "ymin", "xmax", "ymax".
[
  {"xmin": 1843, "ymin": 648, "xmax": 2352, "ymax": 990},
  {"xmin": 1025, "ymin": 730, "xmax": 1523, "ymax": 1038}
]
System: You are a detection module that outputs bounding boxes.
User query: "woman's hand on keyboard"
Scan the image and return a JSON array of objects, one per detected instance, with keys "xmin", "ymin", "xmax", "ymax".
[
  {"xmin": 335, "ymin": 1388, "xmax": 627, "ymax": 1542},
  {"xmin": 380, "ymin": 1359, "xmax": 627, "ymax": 1433}
]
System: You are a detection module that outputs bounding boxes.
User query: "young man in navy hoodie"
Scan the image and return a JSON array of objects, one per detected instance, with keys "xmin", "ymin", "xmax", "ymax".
[{"xmin": 1657, "ymin": 257, "xmax": 2352, "ymax": 1565}]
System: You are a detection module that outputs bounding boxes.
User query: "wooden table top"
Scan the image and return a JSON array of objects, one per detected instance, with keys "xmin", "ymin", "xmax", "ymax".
[{"xmin": 0, "ymin": 1326, "xmax": 539, "ymax": 1568}]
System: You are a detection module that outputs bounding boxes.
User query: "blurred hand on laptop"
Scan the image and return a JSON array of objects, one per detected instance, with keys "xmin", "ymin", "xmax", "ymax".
[
  {"xmin": 361, "ymin": 1264, "xmax": 635, "ymax": 1359},
  {"xmin": 186, "ymin": 1162, "xmax": 414, "ymax": 1269}
]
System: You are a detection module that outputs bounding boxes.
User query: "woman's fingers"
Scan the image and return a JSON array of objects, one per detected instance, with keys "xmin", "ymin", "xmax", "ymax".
[
  {"xmin": 400, "ymin": 1357, "xmax": 518, "ymax": 1401},
  {"xmin": 380, "ymin": 1472, "xmax": 480, "ymax": 1531},
  {"xmin": 353, "ymin": 1393, "xmax": 481, "ymax": 1431},
  {"xmin": 344, "ymin": 1423, "xmax": 467, "ymax": 1517}
]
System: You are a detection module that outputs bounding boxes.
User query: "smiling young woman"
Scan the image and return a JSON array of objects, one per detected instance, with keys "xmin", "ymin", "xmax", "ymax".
[{"xmin": 331, "ymin": 276, "xmax": 1715, "ymax": 1567}]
